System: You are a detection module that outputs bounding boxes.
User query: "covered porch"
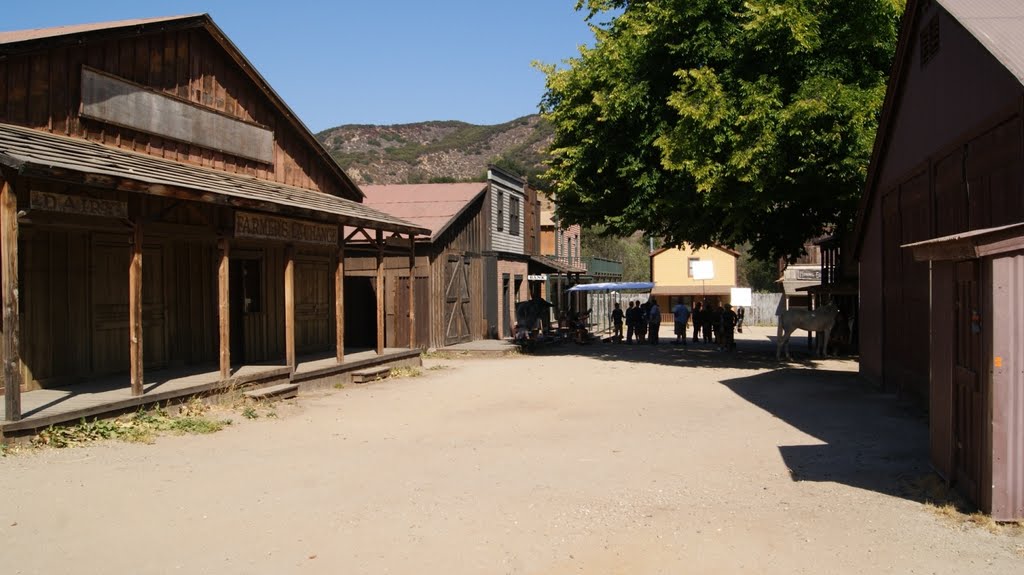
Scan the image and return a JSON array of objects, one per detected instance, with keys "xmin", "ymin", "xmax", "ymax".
[
  {"xmin": 0, "ymin": 347, "xmax": 420, "ymax": 438},
  {"xmin": 0, "ymin": 123, "xmax": 429, "ymax": 425}
]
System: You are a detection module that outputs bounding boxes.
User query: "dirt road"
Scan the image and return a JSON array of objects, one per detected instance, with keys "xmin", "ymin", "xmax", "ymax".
[{"xmin": 2, "ymin": 327, "xmax": 1020, "ymax": 574}]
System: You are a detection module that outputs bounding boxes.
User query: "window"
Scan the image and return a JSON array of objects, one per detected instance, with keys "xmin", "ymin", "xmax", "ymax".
[
  {"xmin": 497, "ymin": 191, "xmax": 504, "ymax": 232},
  {"xmin": 688, "ymin": 257, "xmax": 700, "ymax": 278},
  {"xmin": 241, "ymin": 259, "xmax": 262, "ymax": 313},
  {"xmin": 509, "ymin": 196, "xmax": 520, "ymax": 236}
]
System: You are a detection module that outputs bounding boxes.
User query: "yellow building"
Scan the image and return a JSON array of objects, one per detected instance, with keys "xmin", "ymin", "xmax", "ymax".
[{"xmin": 649, "ymin": 245, "xmax": 739, "ymax": 314}]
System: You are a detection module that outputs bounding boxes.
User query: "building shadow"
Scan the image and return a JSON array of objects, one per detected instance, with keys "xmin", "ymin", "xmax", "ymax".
[{"xmin": 719, "ymin": 367, "xmax": 931, "ymax": 500}]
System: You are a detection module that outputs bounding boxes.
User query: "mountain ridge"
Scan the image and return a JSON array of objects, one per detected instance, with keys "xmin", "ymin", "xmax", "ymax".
[{"xmin": 315, "ymin": 114, "xmax": 552, "ymax": 186}]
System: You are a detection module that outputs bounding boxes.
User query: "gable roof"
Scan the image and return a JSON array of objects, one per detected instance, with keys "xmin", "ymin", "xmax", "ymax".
[
  {"xmin": 853, "ymin": 0, "xmax": 1024, "ymax": 257},
  {"xmin": 650, "ymin": 245, "xmax": 740, "ymax": 259},
  {"xmin": 360, "ymin": 183, "xmax": 487, "ymax": 240},
  {"xmin": 0, "ymin": 14, "xmax": 365, "ymax": 201}
]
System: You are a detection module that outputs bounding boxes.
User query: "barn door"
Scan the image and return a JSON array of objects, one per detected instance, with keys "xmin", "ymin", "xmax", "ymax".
[
  {"xmin": 444, "ymin": 256, "xmax": 471, "ymax": 345},
  {"xmin": 953, "ymin": 260, "xmax": 984, "ymax": 503}
]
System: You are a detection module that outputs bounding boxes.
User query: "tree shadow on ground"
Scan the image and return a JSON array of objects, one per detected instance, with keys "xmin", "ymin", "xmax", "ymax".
[
  {"xmin": 720, "ymin": 367, "xmax": 936, "ymax": 503},
  {"xmin": 522, "ymin": 328, "xmax": 856, "ymax": 372}
]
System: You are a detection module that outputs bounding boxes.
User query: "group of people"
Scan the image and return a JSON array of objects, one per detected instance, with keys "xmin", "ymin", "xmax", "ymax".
[
  {"xmin": 610, "ymin": 298, "xmax": 745, "ymax": 351},
  {"xmin": 610, "ymin": 299, "xmax": 662, "ymax": 344}
]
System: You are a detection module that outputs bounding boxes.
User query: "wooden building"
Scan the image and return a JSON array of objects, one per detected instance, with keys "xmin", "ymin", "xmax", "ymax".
[
  {"xmin": 360, "ymin": 167, "xmax": 540, "ymax": 346},
  {"xmin": 649, "ymin": 245, "xmax": 739, "ymax": 318},
  {"xmin": 0, "ymin": 15, "xmax": 428, "ymax": 422},
  {"xmin": 854, "ymin": 0, "xmax": 1024, "ymax": 519}
]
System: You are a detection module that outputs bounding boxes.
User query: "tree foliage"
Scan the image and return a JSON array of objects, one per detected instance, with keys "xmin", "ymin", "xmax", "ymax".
[
  {"xmin": 580, "ymin": 226, "xmax": 651, "ymax": 282},
  {"xmin": 538, "ymin": 0, "xmax": 904, "ymax": 262}
]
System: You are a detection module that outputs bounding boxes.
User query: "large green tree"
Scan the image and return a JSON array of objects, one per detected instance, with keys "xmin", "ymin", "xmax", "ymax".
[{"xmin": 538, "ymin": 0, "xmax": 903, "ymax": 262}]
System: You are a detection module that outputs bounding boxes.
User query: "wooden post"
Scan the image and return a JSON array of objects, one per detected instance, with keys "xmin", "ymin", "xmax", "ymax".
[
  {"xmin": 218, "ymin": 238, "xmax": 230, "ymax": 379},
  {"xmin": 376, "ymin": 230, "xmax": 385, "ymax": 355},
  {"xmin": 129, "ymin": 221, "xmax": 144, "ymax": 396},
  {"xmin": 1, "ymin": 176, "xmax": 22, "ymax": 421},
  {"xmin": 284, "ymin": 244, "xmax": 296, "ymax": 371},
  {"xmin": 408, "ymin": 234, "xmax": 416, "ymax": 349},
  {"xmin": 335, "ymin": 240, "xmax": 345, "ymax": 363}
]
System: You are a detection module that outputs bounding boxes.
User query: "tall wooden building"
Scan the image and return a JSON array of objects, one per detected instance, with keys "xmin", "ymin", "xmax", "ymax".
[{"xmin": 0, "ymin": 15, "xmax": 427, "ymax": 422}]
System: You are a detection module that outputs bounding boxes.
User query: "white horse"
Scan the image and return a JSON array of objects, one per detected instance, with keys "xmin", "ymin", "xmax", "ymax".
[{"xmin": 776, "ymin": 303, "xmax": 840, "ymax": 361}]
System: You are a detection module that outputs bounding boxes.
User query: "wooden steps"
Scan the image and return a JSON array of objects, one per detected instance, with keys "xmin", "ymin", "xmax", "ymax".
[
  {"xmin": 351, "ymin": 366, "xmax": 391, "ymax": 384},
  {"xmin": 243, "ymin": 383, "xmax": 299, "ymax": 401}
]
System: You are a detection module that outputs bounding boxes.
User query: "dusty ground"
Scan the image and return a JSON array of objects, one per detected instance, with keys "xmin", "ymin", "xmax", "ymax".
[{"xmin": 2, "ymin": 326, "xmax": 1021, "ymax": 574}]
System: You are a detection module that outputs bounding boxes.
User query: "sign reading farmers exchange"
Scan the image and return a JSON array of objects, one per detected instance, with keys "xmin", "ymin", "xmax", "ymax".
[
  {"xmin": 30, "ymin": 191, "xmax": 128, "ymax": 219},
  {"xmin": 235, "ymin": 212, "xmax": 338, "ymax": 246}
]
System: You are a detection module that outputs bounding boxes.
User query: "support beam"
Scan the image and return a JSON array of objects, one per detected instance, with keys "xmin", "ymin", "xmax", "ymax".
[
  {"xmin": 376, "ymin": 230, "xmax": 385, "ymax": 355},
  {"xmin": 1, "ymin": 176, "xmax": 22, "ymax": 421},
  {"xmin": 129, "ymin": 220, "xmax": 144, "ymax": 396},
  {"xmin": 218, "ymin": 238, "xmax": 230, "ymax": 379},
  {"xmin": 285, "ymin": 244, "xmax": 296, "ymax": 371},
  {"xmin": 335, "ymin": 240, "xmax": 345, "ymax": 363},
  {"xmin": 408, "ymin": 234, "xmax": 416, "ymax": 349}
]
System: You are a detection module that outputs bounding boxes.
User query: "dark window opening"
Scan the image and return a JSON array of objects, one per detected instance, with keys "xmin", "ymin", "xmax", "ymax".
[
  {"xmin": 497, "ymin": 190, "xmax": 504, "ymax": 232},
  {"xmin": 241, "ymin": 259, "xmax": 262, "ymax": 313},
  {"xmin": 510, "ymin": 196, "xmax": 520, "ymax": 236}
]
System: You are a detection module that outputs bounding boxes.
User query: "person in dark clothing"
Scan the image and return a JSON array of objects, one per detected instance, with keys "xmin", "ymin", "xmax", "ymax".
[
  {"xmin": 692, "ymin": 301, "xmax": 703, "ymax": 343},
  {"xmin": 625, "ymin": 301, "xmax": 638, "ymax": 343},
  {"xmin": 720, "ymin": 303, "xmax": 738, "ymax": 351},
  {"xmin": 611, "ymin": 302, "xmax": 624, "ymax": 342},
  {"xmin": 647, "ymin": 299, "xmax": 661, "ymax": 345},
  {"xmin": 703, "ymin": 303, "xmax": 716, "ymax": 344},
  {"xmin": 636, "ymin": 301, "xmax": 649, "ymax": 343},
  {"xmin": 735, "ymin": 306, "xmax": 745, "ymax": 333}
]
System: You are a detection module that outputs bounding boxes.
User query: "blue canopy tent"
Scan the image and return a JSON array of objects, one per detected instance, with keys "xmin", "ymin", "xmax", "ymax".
[
  {"xmin": 565, "ymin": 282, "xmax": 655, "ymax": 334},
  {"xmin": 566, "ymin": 282, "xmax": 655, "ymax": 292}
]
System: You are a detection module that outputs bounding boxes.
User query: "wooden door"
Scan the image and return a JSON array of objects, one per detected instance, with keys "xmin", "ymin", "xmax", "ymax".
[
  {"xmin": 296, "ymin": 260, "xmax": 332, "ymax": 354},
  {"xmin": 444, "ymin": 255, "xmax": 472, "ymax": 345},
  {"xmin": 953, "ymin": 260, "xmax": 984, "ymax": 503},
  {"xmin": 393, "ymin": 276, "xmax": 430, "ymax": 349}
]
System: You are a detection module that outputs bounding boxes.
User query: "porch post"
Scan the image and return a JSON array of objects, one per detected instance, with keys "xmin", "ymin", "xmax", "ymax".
[
  {"xmin": 335, "ymin": 237, "xmax": 345, "ymax": 363},
  {"xmin": 129, "ymin": 220, "xmax": 144, "ymax": 396},
  {"xmin": 1, "ymin": 175, "xmax": 22, "ymax": 421},
  {"xmin": 376, "ymin": 229, "xmax": 385, "ymax": 355},
  {"xmin": 285, "ymin": 244, "xmax": 296, "ymax": 371},
  {"xmin": 408, "ymin": 233, "xmax": 416, "ymax": 349},
  {"xmin": 218, "ymin": 238, "xmax": 230, "ymax": 379}
]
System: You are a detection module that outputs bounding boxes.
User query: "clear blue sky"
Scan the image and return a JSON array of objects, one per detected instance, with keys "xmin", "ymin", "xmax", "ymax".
[{"xmin": 2, "ymin": 1, "xmax": 602, "ymax": 132}]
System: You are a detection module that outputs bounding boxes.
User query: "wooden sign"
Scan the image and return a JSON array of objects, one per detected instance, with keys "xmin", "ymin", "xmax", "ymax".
[
  {"xmin": 235, "ymin": 212, "xmax": 338, "ymax": 246},
  {"xmin": 30, "ymin": 191, "xmax": 128, "ymax": 219},
  {"xmin": 80, "ymin": 67, "xmax": 275, "ymax": 164}
]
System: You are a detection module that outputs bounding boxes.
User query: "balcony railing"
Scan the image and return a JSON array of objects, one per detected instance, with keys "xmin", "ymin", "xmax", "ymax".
[{"xmin": 583, "ymin": 256, "xmax": 623, "ymax": 278}]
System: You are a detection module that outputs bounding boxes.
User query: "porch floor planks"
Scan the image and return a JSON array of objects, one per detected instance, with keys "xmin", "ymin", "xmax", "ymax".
[{"xmin": 1, "ymin": 347, "xmax": 422, "ymax": 435}]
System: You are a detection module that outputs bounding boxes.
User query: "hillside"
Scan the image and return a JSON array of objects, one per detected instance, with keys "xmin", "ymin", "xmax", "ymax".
[{"xmin": 315, "ymin": 114, "xmax": 553, "ymax": 185}]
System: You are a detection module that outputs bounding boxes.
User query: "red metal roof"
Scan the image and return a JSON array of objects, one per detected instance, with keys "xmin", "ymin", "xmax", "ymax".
[{"xmin": 361, "ymin": 183, "xmax": 487, "ymax": 239}]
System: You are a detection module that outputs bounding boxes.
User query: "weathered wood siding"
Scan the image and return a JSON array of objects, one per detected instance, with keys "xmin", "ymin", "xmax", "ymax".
[
  {"xmin": 0, "ymin": 26, "xmax": 349, "ymax": 197},
  {"xmin": 489, "ymin": 181, "xmax": 525, "ymax": 255}
]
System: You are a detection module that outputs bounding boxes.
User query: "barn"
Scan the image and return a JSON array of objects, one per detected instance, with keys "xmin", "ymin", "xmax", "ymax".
[
  {"xmin": 361, "ymin": 166, "xmax": 540, "ymax": 347},
  {"xmin": 0, "ymin": 15, "xmax": 428, "ymax": 427},
  {"xmin": 855, "ymin": 0, "xmax": 1024, "ymax": 519}
]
